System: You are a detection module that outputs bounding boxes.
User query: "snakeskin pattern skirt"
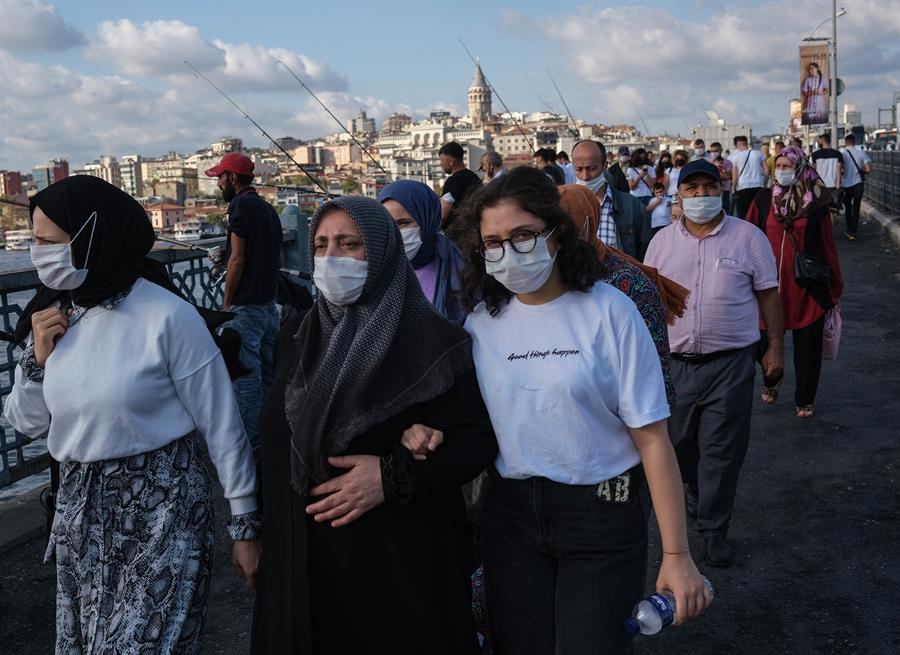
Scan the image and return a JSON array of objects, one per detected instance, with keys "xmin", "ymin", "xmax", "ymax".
[{"xmin": 45, "ymin": 436, "xmax": 215, "ymax": 654}]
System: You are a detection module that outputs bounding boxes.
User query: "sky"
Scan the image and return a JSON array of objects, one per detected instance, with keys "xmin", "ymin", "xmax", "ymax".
[{"xmin": 2, "ymin": 0, "xmax": 899, "ymax": 172}]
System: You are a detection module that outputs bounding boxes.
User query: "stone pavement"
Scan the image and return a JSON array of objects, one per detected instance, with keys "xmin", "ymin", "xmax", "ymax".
[{"xmin": 1, "ymin": 212, "xmax": 898, "ymax": 654}]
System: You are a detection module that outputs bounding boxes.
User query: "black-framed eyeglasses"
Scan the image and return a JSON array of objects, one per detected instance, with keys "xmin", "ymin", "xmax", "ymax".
[{"xmin": 476, "ymin": 227, "xmax": 555, "ymax": 263}]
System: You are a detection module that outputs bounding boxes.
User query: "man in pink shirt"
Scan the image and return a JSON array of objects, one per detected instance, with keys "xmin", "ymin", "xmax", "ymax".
[{"xmin": 644, "ymin": 159, "xmax": 784, "ymax": 567}]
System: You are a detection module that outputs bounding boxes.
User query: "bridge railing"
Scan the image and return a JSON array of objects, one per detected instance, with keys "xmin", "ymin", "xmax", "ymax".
[
  {"xmin": 0, "ymin": 240, "xmax": 226, "ymax": 490},
  {"xmin": 865, "ymin": 151, "xmax": 900, "ymax": 216}
]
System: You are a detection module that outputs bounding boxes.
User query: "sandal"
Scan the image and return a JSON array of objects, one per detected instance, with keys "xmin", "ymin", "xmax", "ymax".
[
  {"xmin": 795, "ymin": 405, "xmax": 815, "ymax": 418},
  {"xmin": 761, "ymin": 385, "xmax": 780, "ymax": 404}
]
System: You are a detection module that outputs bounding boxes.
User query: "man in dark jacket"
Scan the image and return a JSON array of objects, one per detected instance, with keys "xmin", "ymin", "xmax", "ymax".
[
  {"xmin": 605, "ymin": 145, "xmax": 630, "ymax": 194},
  {"xmin": 571, "ymin": 140, "xmax": 653, "ymax": 260}
]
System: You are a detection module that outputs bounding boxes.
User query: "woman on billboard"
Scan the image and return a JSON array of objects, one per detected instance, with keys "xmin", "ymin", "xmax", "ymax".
[{"xmin": 802, "ymin": 62, "xmax": 829, "ymax": 125}]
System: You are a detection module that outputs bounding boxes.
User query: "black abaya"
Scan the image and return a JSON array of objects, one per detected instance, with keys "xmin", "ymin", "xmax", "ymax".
[{"xmin": 251, "ymin": 315, "xmax": 498, "ymax": 655}]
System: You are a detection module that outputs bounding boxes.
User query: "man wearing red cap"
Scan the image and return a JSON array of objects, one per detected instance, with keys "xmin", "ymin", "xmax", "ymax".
[{"xmin": 206, "ymin": 152, "xmax": 283, "ymax": 450}]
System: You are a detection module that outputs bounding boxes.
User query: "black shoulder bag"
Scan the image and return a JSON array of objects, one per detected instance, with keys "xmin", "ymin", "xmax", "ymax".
[
  {"xmin": 787, "ymin": 228, "xmax": 831, "ymax": 291},
  {"xmin": 754, "ymin": 190, "xmax": 833, "ymax": 304},
  {"xmin": 847, "ymin": 148, "xmax": 867, "ymax": 181}
]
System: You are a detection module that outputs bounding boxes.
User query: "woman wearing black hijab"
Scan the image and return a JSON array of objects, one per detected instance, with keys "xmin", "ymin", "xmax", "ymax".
[
  {"xmin": 250, "ymin": 196, "xmax": 497, "ymax": 655},
  {"xmin": 3, "ymin": 176, "xmax": 260, "ymax": 654}
]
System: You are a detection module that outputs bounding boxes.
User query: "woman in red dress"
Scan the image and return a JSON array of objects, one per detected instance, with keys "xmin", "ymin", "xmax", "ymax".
[{"xmin": 746, "ymin": 146, "xmax": 843, "ymax": 418}]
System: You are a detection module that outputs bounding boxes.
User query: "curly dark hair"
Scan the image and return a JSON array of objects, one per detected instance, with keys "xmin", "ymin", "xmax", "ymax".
[{"xmin": 459, "ymin": 166, "xmax": 605, "ymax": 316}]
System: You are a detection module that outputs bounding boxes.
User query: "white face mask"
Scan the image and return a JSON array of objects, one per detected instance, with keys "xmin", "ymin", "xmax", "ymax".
[
  {"xmin": 29, "ymin": 211, "xmax": 97, "ymax": 290},
  {"xmin": 485, "ymin": 228, "xmax": 557, "ymax": 295},
  {"xmin": 775, "ymin": 170, "xmax": 796, "ymax": 187},
  {"xmin": 313, "ymin": 256, "xmax": 368, "ymax": 305},
  {"xmin": 694, "ymin": 147, "xmax": 705, "ymax": 156},
  {"xmin": 681, "ymin": 196, "xmax": 723, "ymax": 224},
  {"xmin": 400, "ymin": 227, "xmax": 422, "ymax": 261},
  {"xmin": 575, "ymin": 174, "xmax": 607, "ymax": 195}
]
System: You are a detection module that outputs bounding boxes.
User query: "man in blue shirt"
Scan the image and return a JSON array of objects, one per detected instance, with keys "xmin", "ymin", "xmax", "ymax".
[{"xmin": 840, "ymin": 134, "xmax": 873, "ymax": 241}]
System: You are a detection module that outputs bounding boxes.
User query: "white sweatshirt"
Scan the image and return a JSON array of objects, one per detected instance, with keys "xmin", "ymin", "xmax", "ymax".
[{"xmin": 4, "ymin": 278, "xmax": 257, "ymax": 516}]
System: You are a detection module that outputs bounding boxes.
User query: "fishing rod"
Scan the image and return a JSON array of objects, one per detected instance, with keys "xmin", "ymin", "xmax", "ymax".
[
  {"xmin": 458, "ymin": 40, "xmax": 534, "ymax": 152},
  {"xmin": 156, "ymin": 234, "xmax": 219, "ymax": 253},
  {"xmin": 177, "ymin": 173, "xmax": 331, "ymax": 196},
  {"xmin": 0, "ymin": 198, "xmax": 29, "ymax": 208},
  {"xmin": 634, "ymin": 106, "xmax": 653, "ymax": 138},
  {"xmin": 532, "ymin": 90, "xmax": 557, "ymax": 115},
  {"xmin": 277, "ymin": 60, "xmax": 391, "ymax": 179},
  {"xmin": 184, "ymin": 61, "xmax": 334, "ymax": 198},
  {"xmin": 523, "ymin": 72, "xmax": 558, "ymax": 115},
  {"xmin": 546, "ymin": 69, "xmax": 579, "ymax": 136}
]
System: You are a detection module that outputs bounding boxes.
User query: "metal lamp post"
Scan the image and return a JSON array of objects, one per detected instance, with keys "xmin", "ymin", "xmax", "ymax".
[{"xmin": 804, "ymin": 5, "xmax": 847, "ymax": 144}]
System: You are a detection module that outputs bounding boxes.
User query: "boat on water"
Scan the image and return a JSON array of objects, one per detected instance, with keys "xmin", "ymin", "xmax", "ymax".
[
  {"xmin": 173, "ymin": 220, "xmax": 225, "ymax": 241},
  {"xmin": 5, "ymin": 229, "xmax": 34, "ymax": 250}
]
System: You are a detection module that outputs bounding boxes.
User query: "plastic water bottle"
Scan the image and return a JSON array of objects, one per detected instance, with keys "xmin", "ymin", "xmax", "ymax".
[{"xmin": 623, "ymin": 578, "xmax": 714, "ymax": 637}]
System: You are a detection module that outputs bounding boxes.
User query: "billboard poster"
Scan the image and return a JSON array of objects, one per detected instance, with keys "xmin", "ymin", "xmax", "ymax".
[{"xmin": 800, "ymin": 44, "xmax": 830, "ymax": 125}]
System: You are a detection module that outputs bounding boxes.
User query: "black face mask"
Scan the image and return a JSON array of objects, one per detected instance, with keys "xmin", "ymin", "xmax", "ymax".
[
  {"xmin": 674, "ymin": 158, "xmax": 687, "ymax": 167},
  {"xmin": 661, "ymin": 160, "xmax": 672, "ymax": 169}
]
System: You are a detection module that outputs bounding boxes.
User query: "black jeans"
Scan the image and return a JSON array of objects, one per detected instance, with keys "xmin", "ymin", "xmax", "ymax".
[
  {"xmin": 842, "ymin": 183, "xmax": 865, "ymax": 234},
  {"xmin": 482, "ymin": 468, "xmax": 647, "ymax": 655},
  {"xmin": 732, "ymin": 187, "xmax": 763, "ymax": 219},
  {"xmin": 758, "ymin": 316, "xmax": 826, "ymax": 406}
]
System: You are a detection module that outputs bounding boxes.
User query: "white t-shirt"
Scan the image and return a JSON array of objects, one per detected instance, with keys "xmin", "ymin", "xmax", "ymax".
[
  {"xmin": 667, "ymin": 166, "xmax": 682, "ymax": 196},
  {"xmin": 3, "ymin": 278, "xmax": 257, "ymax": 515},
  {"xmin": 464, "ymin": 282, "xmax": 670, "ymax": 485},
  {"xmin": 650, "ymin": 196, "xmax": 672, "ymax": 228},
  {"xmin": 841, "ymin": 146, "xmax": 871, "ymax": 187},
  {"xmin": 627, "ymin": 166, "xmax": 656, "ymax": 197},
  {"xmin": 728, "ymin": 149, "xmax": 766, "ymax": 190}
]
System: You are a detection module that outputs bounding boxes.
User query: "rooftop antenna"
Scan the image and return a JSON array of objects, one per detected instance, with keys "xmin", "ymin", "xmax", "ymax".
[
  {"xmin": 459, "ymin": 40, "xmax": 534, "ymax": 152},
  {"xmin": 184, "ymin": 61, "xmax": 333, "ymax": 197},
  {"xmin": 277, "ymin": 60, "xmax": 391, "ymax": 178}
]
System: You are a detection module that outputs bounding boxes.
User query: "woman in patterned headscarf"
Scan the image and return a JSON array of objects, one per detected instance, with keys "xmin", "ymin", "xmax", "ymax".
[
  {"xmin": 251, "ymin": 196, "xmax": 497, "ymax": 655},
  {"xmin": 746, "ymin": 145, "xmax": 843, "ymax": 418}
]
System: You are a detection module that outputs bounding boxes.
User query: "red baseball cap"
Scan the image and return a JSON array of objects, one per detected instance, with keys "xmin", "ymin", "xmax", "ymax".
[{"xmin": 205, "ymin": 152, "xmax": 255, "ymax": 177}]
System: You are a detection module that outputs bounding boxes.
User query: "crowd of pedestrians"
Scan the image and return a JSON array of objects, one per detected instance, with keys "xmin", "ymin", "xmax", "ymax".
[{"xmin": 4, "ymin": 126, "xmax": 862, "ymax": 653}]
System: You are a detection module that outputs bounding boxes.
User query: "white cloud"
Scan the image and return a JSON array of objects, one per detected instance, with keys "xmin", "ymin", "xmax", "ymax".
[
  {"xmin": 528, "ymin": 2, "xmax": 900, "ymax": 133},
  {"xmin": 84, "ymin": 19, "xmax": 348, "ymax": 93},
  {"xmin": 86, "ymin": 19, "xmax": 223, "ymax": 77},
  {"xmin": 0, "ymin": 51, "xmax": 399, "ymax": 171},
  {"xmin": 212, "ymin": 40, "xmax": 348, "ymax": 92},
  {"xmin": 0, "ymin": 1, "xmax": 85, "ymax": 52}
]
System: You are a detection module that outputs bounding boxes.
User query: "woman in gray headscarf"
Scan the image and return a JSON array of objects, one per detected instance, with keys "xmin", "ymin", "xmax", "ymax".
[{"xmin": 251, "ymin": 196, "xmax": 497, "ymax": 655}]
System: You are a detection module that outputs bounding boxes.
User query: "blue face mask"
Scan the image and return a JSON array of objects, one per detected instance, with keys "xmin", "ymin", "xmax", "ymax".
[{"xmin": 29, "ymin": 211, "xmax": 97, "ymax": 290}]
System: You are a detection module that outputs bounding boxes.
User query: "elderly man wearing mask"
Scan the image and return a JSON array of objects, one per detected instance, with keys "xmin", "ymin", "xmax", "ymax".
[
  {"xmin": 644, "ymin": 160, "xmax": 785, "ymax": 568},
  {"xmin": 571, "ymin": 140, "xmax": 653, "ymax": 261},
  {"xmin": 479, "ymin": 151, "xmax": 506, "ymax": 184}
]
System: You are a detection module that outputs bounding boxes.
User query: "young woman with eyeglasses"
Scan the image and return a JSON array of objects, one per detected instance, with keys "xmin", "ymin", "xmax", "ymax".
[{"xmin": 456, "ymin": 166, "xmax": 709, "ymax": 654}]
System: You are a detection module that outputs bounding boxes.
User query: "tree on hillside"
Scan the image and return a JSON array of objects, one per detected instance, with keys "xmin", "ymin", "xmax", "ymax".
[{"xmin": 342, "ymin": 175, "xmax": 360, "ymax": 195}]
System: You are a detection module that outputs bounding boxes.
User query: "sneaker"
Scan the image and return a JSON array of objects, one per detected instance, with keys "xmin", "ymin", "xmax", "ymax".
[{"xmin": 846, "ymin": 232, "xmax": 857, "ymax": 241}]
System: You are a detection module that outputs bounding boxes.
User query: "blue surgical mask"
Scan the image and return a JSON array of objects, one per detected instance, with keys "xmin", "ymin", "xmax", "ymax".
[
  {"xmin": 681, "ymin": 196, "xmax": 723, "ymax": 224},
  {"xmin": 775, "ymin": 170, "xmax": 797, "ymax": 187},
  {"xmin": 575, "ymin": 174, "xmax": 607, "ymax": 195},
  {"xmin": 313, "ymin": 256, "xmax": 368, "ymax": 305},
  {"xmin": 29, "ymin": 211, "xmax": 96, "ymax": 290}
]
